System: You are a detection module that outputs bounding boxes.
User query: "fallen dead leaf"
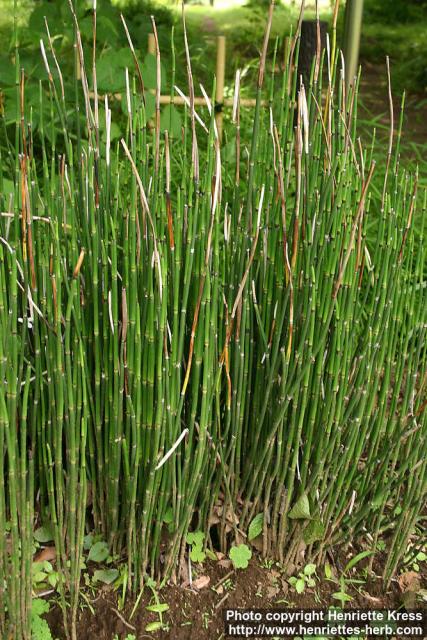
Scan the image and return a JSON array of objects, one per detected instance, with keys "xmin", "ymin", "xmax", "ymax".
[
  {"xmin": 34, "ymin": 547, "xmax": 56, "ymax": 563},
  {"xmin": 398, "ymin": 571, "xmax": 421, "ymax": 593},
  {"xmin": 208, "ymin": 503, "xmax": 240, "ymax": 532},
  {"xmin": 294, "ymin": 540, "xmax": 307, "ymax": 567},
  {"xmin": 266, "ymin": 585, "xmax": 279, "ymax": 599},
  {"xmin": 281, "ymin": 579, "xmax": 289, "ymax": 595},
  {"xmin": 362, "ymin": 592, "xmax": 382, "ymax": 605},
  {"xmin": 179, "ymin": 553, "xmax": 189, "ymax": 584},
  {"xmin": 250, "ymin": 537, "xmax": 263, "ymax": 552},
  {"xmin": 235, "ymin": 532, "xmax": 244, "ymax": 545},
  {"xmin": 208, "ymin": 513, "xmax": 221, "ymax": 527},
  {"xmin": 398, "ymin": 571, "xmax": 421, "ymax": 610},
  {"xmin": 193, "ymin": 575, "xmax": 210, "ymax": 590},
  {"xmin": 218, "ymin": 559, "xmax": 232, "ymax": 569}
]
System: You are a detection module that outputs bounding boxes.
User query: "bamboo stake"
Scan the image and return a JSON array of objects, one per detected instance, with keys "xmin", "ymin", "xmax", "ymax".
[
  {"xmin": 89, "ymin": 91, "xmax": 263, "ymax": 108},
  {"xmin": 109, "ymin": 35, "xmax": 267, "ymax": 112},
  {"xmin": 343, "ymin": 0, "xmax": 364, "ymax": 87}
]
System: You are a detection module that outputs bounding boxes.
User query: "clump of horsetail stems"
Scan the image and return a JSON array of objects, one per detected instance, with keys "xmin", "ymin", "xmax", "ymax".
[{"xmin": 0, "ymin": 0, "xmax": 426, "ymax": 637}]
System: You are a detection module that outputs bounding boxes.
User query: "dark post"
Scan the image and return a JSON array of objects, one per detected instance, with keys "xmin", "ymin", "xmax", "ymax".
[{"xmin": 297, "ymin": 20, "xmax": 328, "ymax": 87}]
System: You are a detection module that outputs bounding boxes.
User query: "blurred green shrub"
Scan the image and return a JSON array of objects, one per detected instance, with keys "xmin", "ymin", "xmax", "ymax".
[{"xmin": 364, "ymin": 0, "xmax": 427, "ymax": 24}]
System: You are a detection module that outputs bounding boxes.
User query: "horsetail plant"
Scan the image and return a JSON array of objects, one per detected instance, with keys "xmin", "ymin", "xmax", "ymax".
[{"xmin": 0, "ymin": 0, "xmax": 426, "ymax": 638}]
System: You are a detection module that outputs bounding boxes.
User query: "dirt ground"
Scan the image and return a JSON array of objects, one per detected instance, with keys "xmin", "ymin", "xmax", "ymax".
[
  {"xmin": 45, "ymin": 547, "xmax": 426, "ymax": 640},
  {"xmin": 359, "ymin": 60, "xmax": 427, "ymax": 159}
]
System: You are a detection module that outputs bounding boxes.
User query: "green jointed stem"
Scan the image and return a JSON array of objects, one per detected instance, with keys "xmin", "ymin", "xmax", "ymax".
[{"xmin": 0, "ymin": 2, "xmax": 426, "ymax": 638}]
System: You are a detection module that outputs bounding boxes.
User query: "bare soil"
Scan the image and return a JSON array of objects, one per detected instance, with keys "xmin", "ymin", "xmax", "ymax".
[
  {"xmin": 45, "ymin": 548, "xmax": 426, "ymax": 640},
  {"xmin": 359, "ymin": 60, "xmax": 427, "ymax": 156}
]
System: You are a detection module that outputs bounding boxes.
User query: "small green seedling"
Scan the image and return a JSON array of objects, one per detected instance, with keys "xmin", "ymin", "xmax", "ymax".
[
  {"xmin": 186, "ymin": 531, "xmax": 206, "ymax": 563},
  {"xmin": 325, "ymin": 550, "xmax": 374, "ymax": 606},
  {"xmin": 202, "ymin": 611, "xmax": 210, "ymax": 630},
  {"xmin": 229, "ymin": 544, "xmax": 252, "ymax": 569},
  {"xmin": 87, "ymin": 540, "xmax": 109, "ymax": 563},
  {"xmin": 288, "ymin": 563, "xmax": 317, "ymax": 594},
  {"xmin": 114, "ymin": 563, "xmax": 130, "ymax": 610},
  {"xmin": 260, "ymin": 558, "xmax": 274, "ymax": 570},
  {"xmin": 376, "ymin": 540, "xmax": 386, "ymax": 552},
  {"xmin": 32, "ymin": 561, "xmax": 60, "ymax": 591},
  {"xmin": 332, "ymin": 576, "xmax": 353, "ymax": 606},
  {"xmin": 31, "ymin": 599, "xmax": 54, "ymax": 640},
  {"xmin": 92, "ymin": 568, "xmax": 119, "ymax": 584},
  {"xmin": 223, "ymin": 577, "xmax": 235, "ymax": 592},
  {"xmin": 34, "ymin": 525, "xmax": 54, "ymax": 545},
  {"xmin": 144, "ymin": 576, "xmax": 170, "ymax": 633}
]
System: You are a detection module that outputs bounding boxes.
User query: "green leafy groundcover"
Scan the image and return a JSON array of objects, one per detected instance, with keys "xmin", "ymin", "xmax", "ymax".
[
  {"xmin": 0, "ymin": 0, "xmax": 181, "ymax": 143},
  {"xmin": 0, "ymin": 2, "xmax": 426, "ymax": 639}
]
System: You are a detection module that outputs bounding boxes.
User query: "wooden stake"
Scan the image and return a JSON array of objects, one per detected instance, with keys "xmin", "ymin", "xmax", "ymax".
[{"xmin": 89, "ymin": 92, "xmax": 263, "ymax": 108}]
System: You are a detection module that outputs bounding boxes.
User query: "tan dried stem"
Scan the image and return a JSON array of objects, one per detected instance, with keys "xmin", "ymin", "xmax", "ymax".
[
  {"xmin": 150, "ymin": 16, "xmax": 161, "ymax": 172},
  {"xmin": 333, "ymin": 161, "xmax": 376, "ymax": 299},
  {"xmin": 120, "ymin": 14, "xmax": 145, "ymax": 101}
]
